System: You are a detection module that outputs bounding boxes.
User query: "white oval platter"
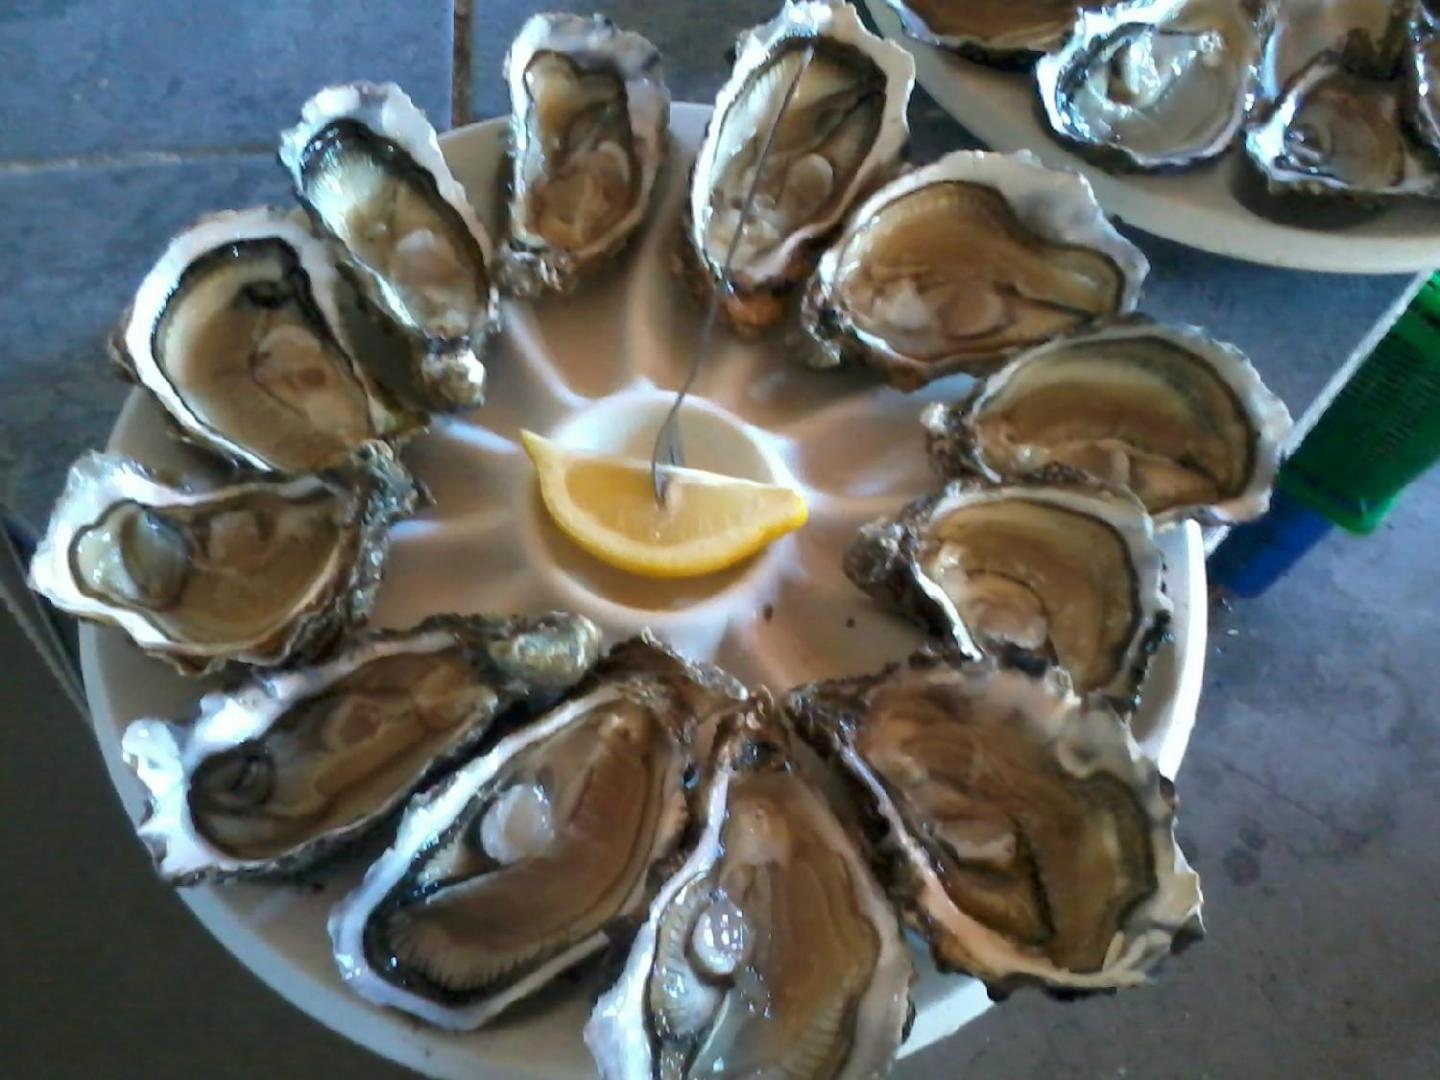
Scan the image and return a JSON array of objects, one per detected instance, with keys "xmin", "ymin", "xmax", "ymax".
[{"xmin": 79, "ymin": 103, "xmax": 1206, "ymax": 1078}]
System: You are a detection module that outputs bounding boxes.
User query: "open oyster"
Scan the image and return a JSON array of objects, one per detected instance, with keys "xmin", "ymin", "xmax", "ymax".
[
  {"xmin": 845, "ymin": 481, "xmax": 1169, "ymax": 709},
  {"xmin": 111, "ymin": 207, "xmax": 417, "ymax": 474},
  {"xmin": 1246, "ymin": 46, "xmax": 1440, "ymax": 199},
  {"xmin": 802, "ymin": 151, "xmax": 1148, "ymax": 389},
  {"xmin": 328, "ymin": 636, "xmax": 749, "ymax": 1030},
  {"xmin": 683, "ymin": 1, "xmax": 914, "ymax": 335},
  {"xmin": 586, "ymin": 710, "xmax": 912, "ymax": 1080},
  {"xmin": 28, "ymin": 448, "xmax": 417, "ymax": 674},
  {"xmin": 886, "ymin": 0, "xmax": 1084, "ymax": 64},
  {"xmin": 923, "ymin": 321, "xmax": 1293, "ymax": 526},
  {"xmin": 788, "ymin": 653, "xmax": 1204, "ymax": 994},
  {"xmin": 1035, "ymin": 0, "xmax": 1277, "ymax": 171},
  {"xmin": 120, "ymin": 612, "xmax": 601, "ymax": 884},
  {"xmin": 280, "ymin": 82, "xmax": 498, "ymax": 410},
  {"xmin": 500, "ymin": 14, "xmax": 670, "ymax": 296}
]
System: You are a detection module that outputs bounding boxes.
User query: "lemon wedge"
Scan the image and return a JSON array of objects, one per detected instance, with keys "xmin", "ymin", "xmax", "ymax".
[{"xmin": 521, "ymin": 430, "xmax": 807, "ymax": 578}]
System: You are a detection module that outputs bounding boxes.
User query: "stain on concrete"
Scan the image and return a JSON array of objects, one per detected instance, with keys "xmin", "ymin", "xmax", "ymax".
[{"xmin": 1223, "ymin": 847, "xmax": 1262, "ymax": 887}]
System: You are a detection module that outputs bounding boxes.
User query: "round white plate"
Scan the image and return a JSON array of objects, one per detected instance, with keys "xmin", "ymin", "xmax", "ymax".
[
  {"xmin": 865, "ymin": 0, "xmax": 1440, "ymax": 274},
  {"xmin": 80, "ymin": 103, "xmax": 1206, "ymax": 1079}
]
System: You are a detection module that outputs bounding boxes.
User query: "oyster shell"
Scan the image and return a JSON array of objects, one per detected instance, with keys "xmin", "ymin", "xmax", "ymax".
[
  {"xmin": 1260, "ymin": 0, "xmax": 1404, "ymax": 98},
  {"xmin": 586, "ymin": 709, "xmax": 912, "ymax": 1079},
  {"xmin": 886, "ymin": 0, "xmax": 1085, "ymax": 64},
  {"xmin": 1407, "ymin": 0, "xmax": 1440, "ymax": 152},
  {"xmin": 684, "ymin": 1, "xmax": 914, "ymax": 335},
  {"xmin": 788, "ymin": 653, "xmax": 1204, "ymax": 994},
  {"xmin": 28, "ymin": 447, "xmax": 417, "ymax": 674},
  {"xmin": 111, "ymin": 207, "xmax": 418, "ymax": 474},
  {"xmin": 1245, "ymin": 46, "xmax": 1440, "ymax": 199},
  {"xmin": 120, "ymin": 612, "xmax": 601, "ymax": 884},
  {"xmin": 801, "ymin": 151, "xmax": 1148, "ymax": 389},
  {"xmin": 500, "ymin": 14, "xmax": 670, "ymax": 296},
  {"xmin": 280, "ymin": 82, "xmax": 499, "ymax": 410},
  {"xmin": 845, "ymin": 480, "xmax": 1170, "ymax": 709},
  {"xmin": 1035, "ymin": 0, "xmax": 1277, "ymax": 171},
  {"xmin": 922, "ymin": 321, "xmax": 1293, "ymax": 526},
  {"xmin": 328, "ymin": 635, "xmax": 749, "ymax": 1030}
]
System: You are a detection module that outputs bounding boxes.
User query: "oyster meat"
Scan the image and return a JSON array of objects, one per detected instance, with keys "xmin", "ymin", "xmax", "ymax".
[
  {"xmin": 120, "ymin": 612, "xmax": 601, "ymax": 883},
  {"xmin": 789, "ymin": 653, "xmax": 1204, "ymax": 993},
  {"xmin": 586, "ymin": 711, "xmax": 912, "ymax": 1080},
  {"xmin": 112, "ymin": 207, "xmax": 417, "ymax": 474},
  {"xmin": 328, "ymin": 636, "xmax": 749, "ymax": 1030},
  {"xmin": 1035, "ymin": 0, "xmax": 1277, "ymax": 171},
  {"xmin": 845, "ymin": 480, "xmax": 1170, "ymax": 709},
  {"xmin": 28, "ymin": 448, "xmax": 417, "ymax": 674},
  {"xmin": 501, "ymin": 14, "xmax": 670, "ymax": 296},
  {"xmin": 923, "ymin": 321, "xmax": 1293, "ymax": 526},
  {"xmin": 802, "ymin": 150, "xmax": 1148, "ymax": 389},
  {"xmin": 886, "ymin": 0, "xmax": 1084, "ymax": 64},
  {"xmin": 684, "ymin": 1, "xmax": 914, "ymax": 335},
  {"xmin": 280, "ymin": 82, "xmax": 499, "ymax": 410}
]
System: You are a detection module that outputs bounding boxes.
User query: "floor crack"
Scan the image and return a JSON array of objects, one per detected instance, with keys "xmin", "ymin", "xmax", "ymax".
[{"xmin": 1215, "ymin": 755, "xmax": 1365, "ymax": 847}]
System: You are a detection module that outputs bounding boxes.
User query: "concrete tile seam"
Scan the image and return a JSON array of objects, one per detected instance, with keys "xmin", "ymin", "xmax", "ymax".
[
  {"xmin": 0, "ymin": 145, "xmax": 276, "ymax": 177},
  {"xmin": 453, "ymin": 0, "xmax": 474, "ymax": 130}
]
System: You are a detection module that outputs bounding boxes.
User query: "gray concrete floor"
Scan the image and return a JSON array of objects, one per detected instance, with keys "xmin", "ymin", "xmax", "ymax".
[{"xmin": 4, "ymin": 2, "xmax": 1439, "ymax": 1078}]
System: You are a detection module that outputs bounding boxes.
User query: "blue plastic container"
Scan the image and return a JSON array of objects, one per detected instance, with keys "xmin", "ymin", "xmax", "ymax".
[{"xmin": 1207, "ymin": 488, "xmax": 1334, "ymax": 598}]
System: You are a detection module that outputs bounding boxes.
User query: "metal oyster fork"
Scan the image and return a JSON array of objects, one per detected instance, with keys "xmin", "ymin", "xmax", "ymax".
[{"xmin": 650, "ymin": 43, "xmax": 817, "ymax": 505}]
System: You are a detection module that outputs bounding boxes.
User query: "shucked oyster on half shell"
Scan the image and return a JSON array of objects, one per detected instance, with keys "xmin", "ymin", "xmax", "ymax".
[
  {"xmin": 120, "ymin": 612, "xmax": 601, "ymax": 884},
  {"xmin": 1035, "ymin": 0, "xmax": 1278, "ymax": 171},
  {"xmin": 886, "ymin": 0, "xmax": 1085, "ymax": 65},
  {"xmin": 683, "ymin": 1, "xmax": 914, "ymax": 335},
  {"xmin": 280, "ymin": 82, "xmax": 499, "ymax": 410},
  {"xmin": 328, "ymin": 635, "xmax": 749, "ymax": 1030},
  {"xmin": 923, "ymin": 320, "xmax": 1293, "ymax": 526},
  {"xmin": 586, "ymin": 709, "xmax": 913, "ymax": 1080},
  {"xmin": 28, "ymin": 447, "xmax": 418, "ymax": 674},
  {"xmin": 1245, "ymin": 51, "xmax": 1440, "ymax": 199},
  {"xmin": 845, "ymin": 480, "xmax": 1170, "ymax": 710},
  {"xmin": 500, "ymin": 13, "xmax": 670, "ymax": 297},
  {"xmin": 788, "ymin": 653, "xmax": 1204, "ymax": 995},
  {"xmin": 1246, "ymin": 9, "xmax": 1440, "ymax": 201},
  {"xmin": 111, "ymin": 207, "xmax": 418, "ymax": 474},
  {"xmin": 801, "ymin": 151, "xmax": 1148, "ymax": 390}
]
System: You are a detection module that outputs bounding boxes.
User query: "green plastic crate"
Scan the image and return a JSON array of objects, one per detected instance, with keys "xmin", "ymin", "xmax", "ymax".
[{"xmin": 1279, "ymin": 274, "xmax": 1440, "ymax": 535}]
